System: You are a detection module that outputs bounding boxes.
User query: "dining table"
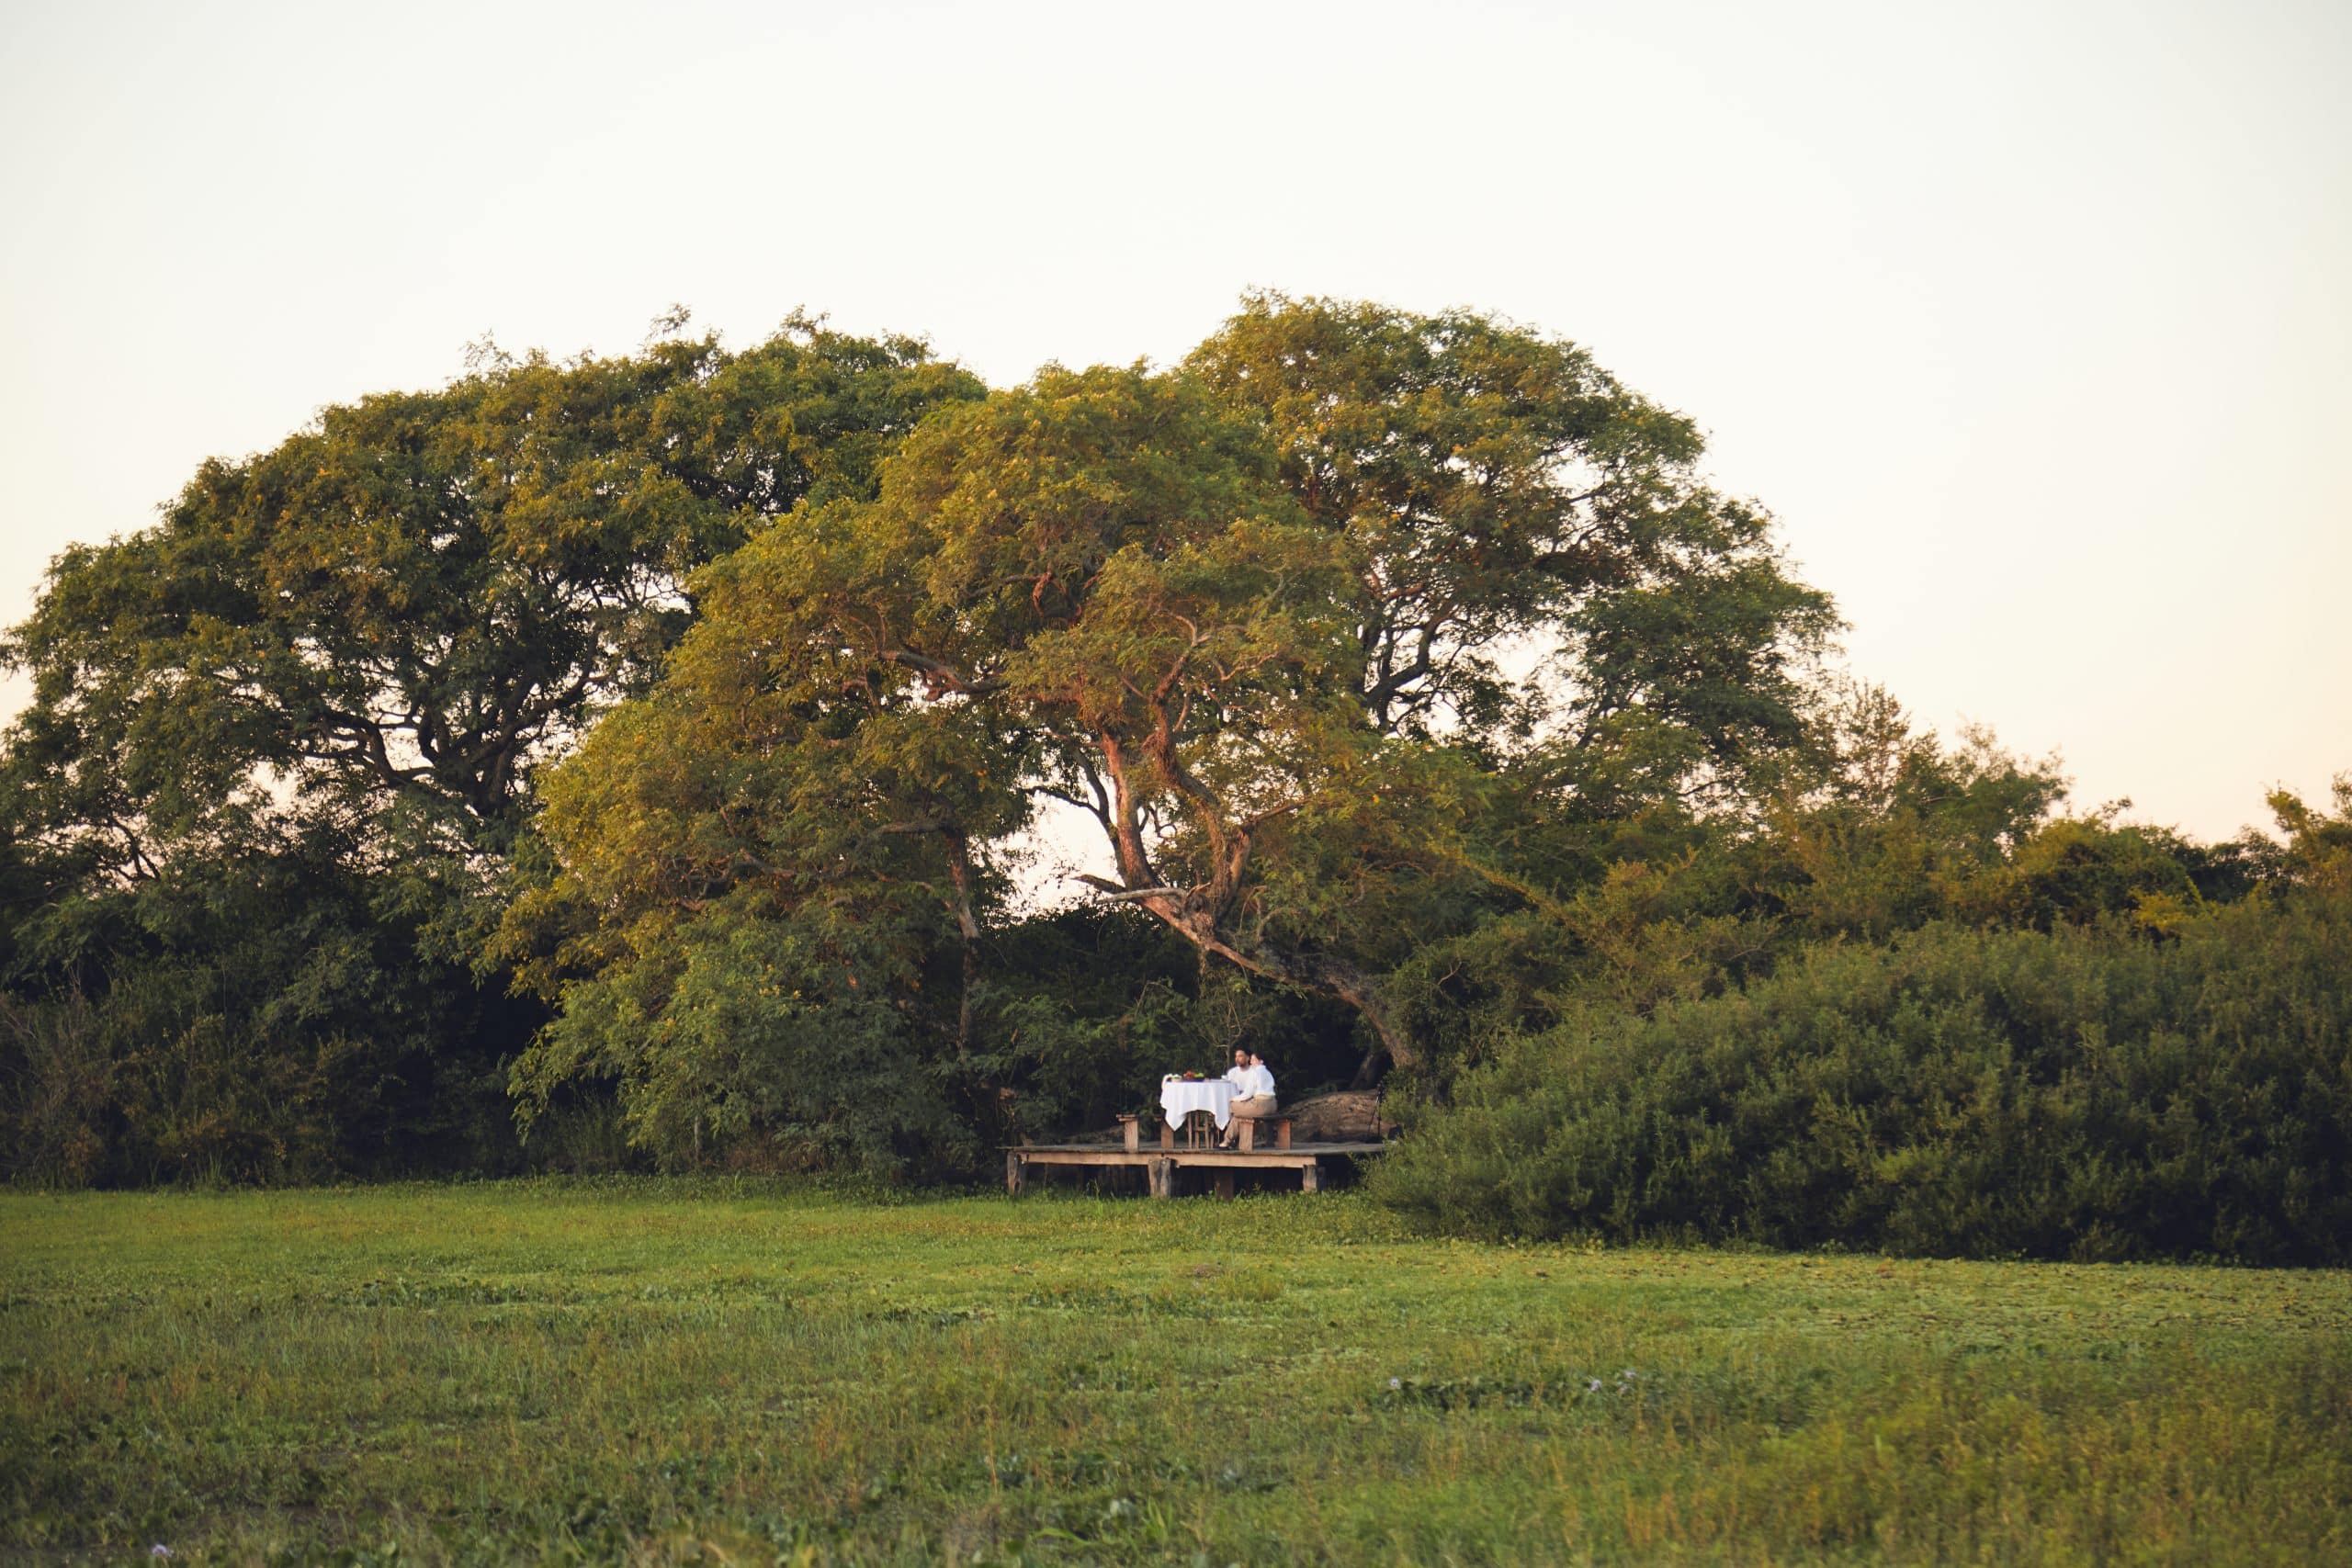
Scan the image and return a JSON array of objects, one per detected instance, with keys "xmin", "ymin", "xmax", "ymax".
[{"xmin": 1159, "ymin": 1076, "xmax": 1233, "ymax": 1145}]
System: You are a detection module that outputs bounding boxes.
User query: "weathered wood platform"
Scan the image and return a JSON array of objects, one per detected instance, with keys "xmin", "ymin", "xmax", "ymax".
[{"xmin": 1004, "ymin": 1142, "xmax": 1388, "ymax": 1199}]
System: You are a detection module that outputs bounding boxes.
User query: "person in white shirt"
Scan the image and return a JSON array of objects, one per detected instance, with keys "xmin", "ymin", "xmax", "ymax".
[
  {"xmin": 1221, "ymin": 1048, "xmax": 1251, "ymax": 1094},
  {"xmin": 1221, "ymin": 1051, "xmax": 1278, "ymax": 1147}
]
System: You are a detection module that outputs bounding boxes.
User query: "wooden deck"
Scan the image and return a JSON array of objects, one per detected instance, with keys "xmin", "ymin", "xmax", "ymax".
[{"xmin": 1004, "ymin": 1142, "xmax": 1388, "ymax": 1199}]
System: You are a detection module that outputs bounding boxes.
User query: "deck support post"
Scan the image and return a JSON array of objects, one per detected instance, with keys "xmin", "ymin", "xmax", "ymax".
[
  {"xmin": 1148, "ymin": 1156, "xmax": 1174, "ymax": 1198},
  {"xmin": 1215, "ymin": 1171, "xmax": 1237, "ymax": 1201},
  {"xmin": 1301, "ymin": 1161, "xmax": 1321, "ymax": 1194},
  {"xmin": 1006, "ymin": 1150, "xmax": 1026, "ymax": 1197}
]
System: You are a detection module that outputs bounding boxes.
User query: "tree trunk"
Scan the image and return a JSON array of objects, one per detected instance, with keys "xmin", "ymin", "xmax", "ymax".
[
  {"xmin": 946, "ymin": 853, "xmax": 981, "ymax": 1059},
  {"xmin": 943, "ymin": 829, "xmax": 993, "ymax": 1131},
  {"xmin": 1083, "ymin": 733, "xmax": 1414, "ymax": 1079}
]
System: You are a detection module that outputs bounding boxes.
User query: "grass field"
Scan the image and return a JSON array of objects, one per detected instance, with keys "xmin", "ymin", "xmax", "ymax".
[{"xmin": 4, "ymin": 1181, "xmax": 2348, "ymax": 1565}]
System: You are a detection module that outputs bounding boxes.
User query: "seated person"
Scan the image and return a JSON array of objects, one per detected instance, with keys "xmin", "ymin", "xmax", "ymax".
[
  {"xmin": 1220, "ymin": 1052, "xmax": 1278, "ymax": 1146},
  {"xmin": 1221, "ymin": 1047, "xmax": 1252, "ymax": 1093}
]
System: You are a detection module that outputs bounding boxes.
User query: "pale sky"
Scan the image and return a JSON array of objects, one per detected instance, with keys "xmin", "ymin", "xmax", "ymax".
[{"xmin": 3, "ymin": 0, "xmax": 2346, "ymax": 842}]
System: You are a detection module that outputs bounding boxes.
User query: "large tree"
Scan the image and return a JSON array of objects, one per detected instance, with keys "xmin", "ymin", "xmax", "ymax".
[
  {"xmin": 0, "ymin": 315, "xmax": 985, "ymax": 1179},
  {"xmin": 519, "ymin": 296, "xmax": 1836, "ymax": 1116}
]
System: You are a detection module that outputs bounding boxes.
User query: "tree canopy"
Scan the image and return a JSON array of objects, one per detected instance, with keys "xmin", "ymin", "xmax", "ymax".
[
  {"xmin": 505, "ymin": 294, "xmax": 1838, "ymax": 1158},
  {"xmin": 2, "ymin": 315, "xmax": 984, "ymax": 886}
]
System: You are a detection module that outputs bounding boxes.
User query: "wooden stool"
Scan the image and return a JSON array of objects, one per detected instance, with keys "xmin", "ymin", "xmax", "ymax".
[{"xmin": 1236, "ymin": 1115, "xmax": 1294, "ymax": 1153}]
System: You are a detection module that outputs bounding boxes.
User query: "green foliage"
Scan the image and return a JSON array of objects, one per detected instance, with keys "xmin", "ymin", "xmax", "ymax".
[
  {"xmin": 1372, "ymin": 842, "xmax": 2352, "ymax": 1262},
  {"xmin": 1747, "ymin": 684, "xmax": 2070, "ymax": 940},
  {"xmin": 6, "ymin": 1186, "xmax": 2350, "ymax": 1562},
  {"xmin": 4, "ymin": 316, "xmax": 982, "ymax": 868},
  {"xmin": 511, "ymin": 900, "xmax": 975, "ymax": 1174},
  {"xmin": 966, "ymin": 908, "xmax": 1203, "ymax": 1137},
  {"xmin": 0, "ymin": 825, "xmax": 515, "ymax": 1185},
  {"xmin": 1187, "ymin": 292, "xmax": 1837, "ymax": 762},
  {"xmin": 0, "ymin": 316, "xmax": 984, "ymax": 1184},
  {"xmin": 518, "ymin": 294, "xmax": 1840, "ymax": 1146}
]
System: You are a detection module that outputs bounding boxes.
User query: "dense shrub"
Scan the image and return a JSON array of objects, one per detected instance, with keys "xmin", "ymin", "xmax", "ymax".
[
  {"xmin": 0, "ymin": 839, "xmax": 526, "ymax": 1186},
  {"xmin": 1369, "ymin": 888, "xmax": 2352, "ymax": 1263}
]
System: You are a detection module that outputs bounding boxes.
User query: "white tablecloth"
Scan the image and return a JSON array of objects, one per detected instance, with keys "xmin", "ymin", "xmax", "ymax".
[{"xmin": 1160, "ymin": 1077, "xmax": 1234, "ymax": 1131}]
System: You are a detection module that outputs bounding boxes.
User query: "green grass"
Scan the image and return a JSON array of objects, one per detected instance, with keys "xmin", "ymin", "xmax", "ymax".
[{"xmin": 4, "ymin": 1180, "xmax": 2348, "ymax": 1564}]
